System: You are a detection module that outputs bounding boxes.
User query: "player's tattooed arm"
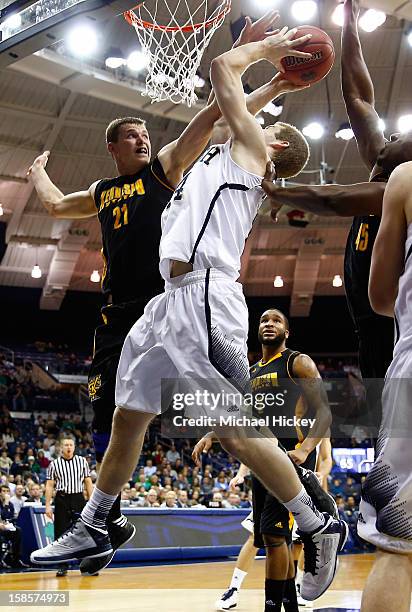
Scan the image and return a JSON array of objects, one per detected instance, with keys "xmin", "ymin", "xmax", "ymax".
[
  {"xmin": 369, "ymin": 162, "xmax": 410, "ymax": 317},
  {"xmin": 291, "ymin": 354, "xmax": 332, "ymax": 461},
  {"xmin": 27, "ymin": 151, "xmax": 97, "ymax": 219},
  {"xmin": 341, "ymin": 0, "xmax": 385, "ymax": 171},
  {"xmin": 262, "ymin": 166, "xmax": 385, "ymax": 219}
]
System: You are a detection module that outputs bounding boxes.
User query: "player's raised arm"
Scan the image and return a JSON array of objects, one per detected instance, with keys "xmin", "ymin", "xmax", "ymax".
[
  {"xmin": 210, "ymin": 25, "xmax": 312, "ymax": 175},
  {"xmin": 158, "ymin": 98, "xmax": 222, "ymax": 189},
  {"xmin": 212, "ymin": 75, "xmax": 309, "ymax": 146},
  {"xmin": 369, "ymin": 163, "xmax": 410, "ymax": 317},
  {"xmin": 211, "ymin": 10, "xmax": 309, "ymax": 145},
  {"xmin": 159, "ymin": 10, "xmax": 282, "ymax": 184},
  {"xmin": 341, "ymin": 0, "xmax": 385, "ymax": 171},
  {"xmin": 28, "ymin": 151, "xmax": 97, "ymax": 219}
]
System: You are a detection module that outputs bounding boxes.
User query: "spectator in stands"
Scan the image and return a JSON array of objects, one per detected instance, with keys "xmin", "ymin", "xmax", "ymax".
[
  {"xmin": 344, "ymin": 476, "xmax": 361, "ymax": 500},
  {"xmin": 209, "ymin": 492, "xmax": 223, "ymax": 508},
  {"xmin": 10, "ymin": 454, "xmax": 26, "ymax": 477},
  {"xmin": 215, "ymin": 471, "xmax": 229, "ymax": 491},
  {"xmin": 166, "ymin": 443, "xmax": 180, "ymax": 465},
  {"xmin": 330, "ymin": 477, "xmax": 344, "ymax": 496},
  {"xmin": 190, "ymin": 490, "xmax": 202, "ymax": 507},
  {"xmin": 152, "ymin": 444, "xmax": 165, "ymax": 466},
  {"xmin": 26, "ymin": 483, "xmax": 44, "ymax": 505},
  {"xmin": 240, "ymin": 490, "xmax": 253, "ymax": 508},
  {"xmin": 143, "ymin": 459, "xmax": 157, "ymax": 478},
  {"xmin": 177, "ymin": 490, "xmax": 189, "ymax": 508},
  {"xmin": 37, "ymin": 450, "xmax": 50, "ymax": 472},
  {"xmin": 200, "ymin": 476, "xmax": 214, "ymax": 497},
  {"xmin": 2, "ymin": 427, "xmax": 14, "ymax": 445},
  {"xmin": 175, "ymin": 473, "xmax": 189, "ymax": 491},
  {"xmin": 10, "ymin": 484, "xmax": 27, "ymax": 518},
  {"xmin": 144, "ymin": 489, "xmax": 160, "ymax": 508},
  {"xmin": 161, "ymin": 491, "xmax": 178, "ymax": 508},
  {"xmin": 0, "ymin": 485, "xmax": 27, "ymax": 568},
  {"xmin": 149, "ymin": 474, "xmax": 160, "ymax": 489},
  {"xmin": 223, "ymin": 493, "xmax": 241, "ymax": 509},
  {"xmin": 41, "ymin": 441, "xmax": 52, "ymax": 460},
  {"xmin": 120, "ymin": 487, "xmax": 130, "ymax": 508},
  {"xmin": 0, "ymin": 450, "xmax": 12, "ymax": 474}
]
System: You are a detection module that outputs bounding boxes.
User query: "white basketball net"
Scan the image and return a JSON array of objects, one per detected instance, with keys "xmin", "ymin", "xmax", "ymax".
[{"xmin": 125, "ymin": 0, "xmax": 231, "ymax": 106}]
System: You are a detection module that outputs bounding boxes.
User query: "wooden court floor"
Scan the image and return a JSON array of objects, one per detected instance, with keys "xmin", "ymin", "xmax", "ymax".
[{"xmin": 0, "ymin": 553, "xmax": 407, "ymax": 611}]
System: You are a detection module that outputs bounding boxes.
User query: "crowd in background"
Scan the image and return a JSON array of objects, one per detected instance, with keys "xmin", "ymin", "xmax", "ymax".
[{"xmin": 0, "ymin": 346, "xmax": 373, "ymax": 567}]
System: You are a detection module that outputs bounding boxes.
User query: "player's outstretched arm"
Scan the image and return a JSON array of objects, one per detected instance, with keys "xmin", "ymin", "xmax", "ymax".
[
  {"xmin": 262, "ymin": 165, "xmax": 385, "ymax": 218},
  {"xmin": 369, "ymin": 163, "xmax": 410, "ymax": 317},
  {"xmin": 28, "ymin": 151, "xmax": 97, "ymax": 219},
  {"xmin": 341, "ymin": 0, "xmax": 385, "ymax": 171},
  {"xmin": 210, "ymin": 24, "xmax": 312, "ymax": 175}
]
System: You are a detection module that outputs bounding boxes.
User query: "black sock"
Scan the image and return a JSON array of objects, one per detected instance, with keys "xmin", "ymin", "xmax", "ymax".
[
  {"xmin": 282, "ymin": 578, "xmax": 299, "ymax": 612},
  {"xmin": 107, "ymin": 494, "xmax": 122, "ymax": 523},
  {"xmin": 264, "ymin": 579, "xmax": 286, "ymax": 612}
]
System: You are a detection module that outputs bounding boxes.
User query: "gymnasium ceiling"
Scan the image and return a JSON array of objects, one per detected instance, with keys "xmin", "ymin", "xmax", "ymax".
[{"xmin": 0, "ymin": 0, "xmax": 411, "ymax": 315}]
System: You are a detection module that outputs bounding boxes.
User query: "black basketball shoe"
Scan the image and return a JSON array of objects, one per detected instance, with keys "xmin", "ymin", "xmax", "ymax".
[
  {"xmin": 296, "ymin": 466, "xmax": 338, "ymax": 518},
  {"xmin": 79, "ymin": 518, "xmax": 135, "ymax": 575}
]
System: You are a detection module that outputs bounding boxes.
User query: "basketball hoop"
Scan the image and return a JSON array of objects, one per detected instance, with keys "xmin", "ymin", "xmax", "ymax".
[{"xmin": 124, "ymin": 1, "xmax": 231, "ymax": 106}]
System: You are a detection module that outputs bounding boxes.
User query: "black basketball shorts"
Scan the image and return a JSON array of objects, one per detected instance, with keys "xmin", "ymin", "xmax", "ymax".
[
  {"xmin": 252, "ymin": 475, "xmax": 293, "ymax": 548},
  {"xmin": 88, "ymin": 298, "xmax": 148, "ymax": 461}
]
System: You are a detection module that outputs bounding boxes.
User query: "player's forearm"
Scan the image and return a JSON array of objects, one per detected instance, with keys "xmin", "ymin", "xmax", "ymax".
[
  {"xmin": 317, "ymin": 457, "xmax": 333, "ymax": 477},
  {"xmin": 245, "ymin": 81, "xmax": 283, "ymax": 117},
  {"xmin": 210, "ymin": 42, "xmax": 266, "ymax": 115},
  {"xmin": 341, "ymin": 0, "xmax": 374, "ymax": 106},
  {"xmin": 264, "ymin": 182, "xmax": 384, "ymax": 217},
  {"xmin": 237, "ymin": 463, "xmax": 251, "ymax": 479},
  {"xmin": 30, "ymin": 167, "xmax": 65, "ymax": 216},
  {"xmin": 213, "ymin": 41, "xmax": 266, "ymax": 80}
]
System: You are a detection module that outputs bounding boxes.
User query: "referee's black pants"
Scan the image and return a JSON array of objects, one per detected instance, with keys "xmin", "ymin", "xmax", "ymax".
[{"xmin": 54, "ymin": 492, "xmax": 86, "ymax": 540}]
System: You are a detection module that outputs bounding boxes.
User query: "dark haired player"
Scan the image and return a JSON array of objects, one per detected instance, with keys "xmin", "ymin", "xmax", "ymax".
[
  {"xmin": 196, "ymin": 308, "xmax": 338, "ymax": 611},
  {"xmin": 27, "ymin": 10, "xmax": 306, "ymax": 576}
]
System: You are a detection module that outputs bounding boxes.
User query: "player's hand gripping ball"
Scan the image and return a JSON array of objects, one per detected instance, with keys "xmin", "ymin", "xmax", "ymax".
[{"xmin": 280, "ymin": 25, "xmax": 335, "ymax": 85}]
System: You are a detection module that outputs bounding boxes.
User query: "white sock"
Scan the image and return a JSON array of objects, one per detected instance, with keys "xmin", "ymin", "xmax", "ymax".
[
  {"xmin": 295, "ymin": 567, "xmax": 304, "ymax": 587},
  {"xmin": 229, "ymin": 567, "xmax": 247, "ymax": 591},
  {"xmin": 81, "ymin": 487, "xmax": 118, "ymax": 530},
  {"xmin": 283, "ymin": 486, "xmax": 325, "ymax": 533}
]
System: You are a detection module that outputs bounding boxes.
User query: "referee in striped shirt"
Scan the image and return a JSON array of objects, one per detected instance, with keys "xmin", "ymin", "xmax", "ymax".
[{"xmin": 45, "ymin": 435, "xmax": 93, "ymax": 577}]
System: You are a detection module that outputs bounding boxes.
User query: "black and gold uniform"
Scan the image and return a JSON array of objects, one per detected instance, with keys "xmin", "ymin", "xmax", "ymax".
[
  {"xmin": 250, "ymin": 349, "xmax": 317, "ymax": 547},
  {"xmin": 88, "ymin": 158, "xmax": 174, "ymax": 460},
  {"xmin": 344, "ymin": 174, "xmax": 394, "ymax": 379}
]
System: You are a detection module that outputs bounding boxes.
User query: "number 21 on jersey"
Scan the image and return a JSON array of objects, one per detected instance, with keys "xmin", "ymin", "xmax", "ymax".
[{"xmin": 113, "ymin": 204, "xmax": 128, "ymax": 230}]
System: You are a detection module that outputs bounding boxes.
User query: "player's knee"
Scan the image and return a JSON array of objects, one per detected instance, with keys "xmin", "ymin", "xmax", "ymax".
[
  {"xmin": 219, "ymin": 436, "xmax": 247, "ymax": 459},
  {"xmin": 263, "ymin": 533, "xmax": 287, "ymax": 549}
]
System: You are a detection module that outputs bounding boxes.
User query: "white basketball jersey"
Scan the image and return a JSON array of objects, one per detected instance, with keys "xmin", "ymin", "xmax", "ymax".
[
  {"xmin": 389, "ymin": 224, "xmax": 412, "ymax": 373},
  {"xmin": 159, "ymin": 140, "xmax": 263, "ymax": 281}
]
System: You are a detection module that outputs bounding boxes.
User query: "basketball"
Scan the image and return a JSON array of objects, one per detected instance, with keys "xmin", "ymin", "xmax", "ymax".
[{"xmin": 280, "ymin": 25, "xmax": 335, "ymax": 85}]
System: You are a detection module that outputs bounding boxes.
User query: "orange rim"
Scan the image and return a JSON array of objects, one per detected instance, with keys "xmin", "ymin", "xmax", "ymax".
[{"xmin": 124, "ymin": 0, "xmax": 231, "ymax": 32}]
